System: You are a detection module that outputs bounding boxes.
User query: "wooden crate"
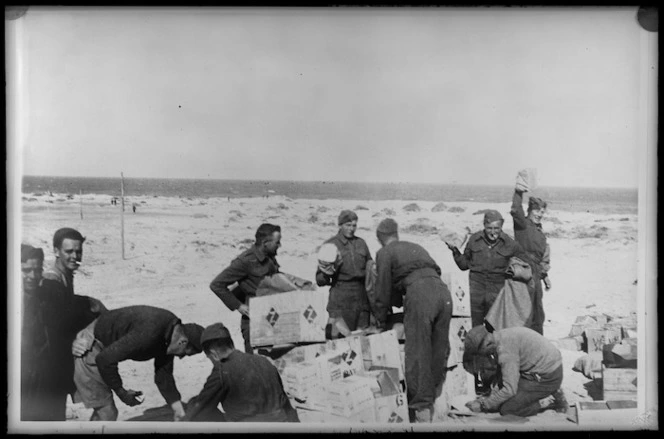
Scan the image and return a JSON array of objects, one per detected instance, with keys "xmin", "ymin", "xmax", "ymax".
[
  {"xmin": 584, "ymin": 327, "xmax": 622, "ymax": 353},
  {"xmin": 440, "ymin": 272, "xmax": 471, "ymax": 317},
  {"xmin": 602, "ymin": 365, "xmax": 637, "ymax": 399},
  {"xmin": 576, "ymin": 400, "xmax": 638, "ymax": 426},
  {"xmin": 249, "ymin": 289, "xmax": 328, "ymax": 347},
  {"xmin": 359, "ymin": 330, "xmax": 404, "ymax": 381}
]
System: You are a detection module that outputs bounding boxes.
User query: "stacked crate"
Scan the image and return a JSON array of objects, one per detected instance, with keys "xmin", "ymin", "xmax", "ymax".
[{"xmin": 436, "ymin": 272, "xmax": 475, "ymax": 419}]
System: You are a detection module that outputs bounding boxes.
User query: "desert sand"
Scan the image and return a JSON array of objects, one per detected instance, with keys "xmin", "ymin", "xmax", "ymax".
[{"xmin": 15, "ymin": 192, "xmax": 642, "ymax": 431}]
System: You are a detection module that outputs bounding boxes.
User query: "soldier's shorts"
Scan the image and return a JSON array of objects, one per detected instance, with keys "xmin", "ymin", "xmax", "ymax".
[{"xmin": 73, "ymin": 323, "xmax": 114, "ymax": 409}]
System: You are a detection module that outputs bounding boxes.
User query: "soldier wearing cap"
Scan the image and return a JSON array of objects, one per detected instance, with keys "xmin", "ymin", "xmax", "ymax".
[
  {"xmin": 373, "ymin": 218, "xmax": 453, "ymax": 423},
  {"xmin": 446, "ymin": 210, "xmax": 531, "ymax": 329},
  {"xmin": 71, "ymin": 305, "xmax": 204, "ymax": 421},
  {"xmin": 315, "ymin": 210, "xmax": 373, "ymax": 333},
  {"xmin": 183, "ymin": 323, "xmax": 299, "ymax": 423}
]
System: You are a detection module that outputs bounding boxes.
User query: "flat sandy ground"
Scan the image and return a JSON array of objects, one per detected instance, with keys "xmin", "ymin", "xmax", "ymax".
[{"xmin": 14, "ymin": 193, "xmax": 645, "ymax": 432}]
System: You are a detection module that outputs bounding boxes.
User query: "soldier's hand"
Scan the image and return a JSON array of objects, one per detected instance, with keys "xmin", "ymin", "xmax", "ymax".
[
  {"xmin": 465, "ymin": 399, "xmax": 483, "ymax": 413},
  {"xmin": 318, "ymin": 261, "xmax": 336, "ymax": 276},
  {"xmin": 171, "ymin": 400, "xmax": 186, "ymax": 422},
  {"xmin": 71, "ymin": 329, "xmax": 94, "ymax": 357},
  {"xmin": 116, "ymin": 388, "xmax": 144, "ymax": 407},
  {"xmin": 237, "ymin": 304, "xmax": 250, "ymax": 318},
  {"xmin": 543, "ymin": 277, "xmax": 552, "ymax": 291}
]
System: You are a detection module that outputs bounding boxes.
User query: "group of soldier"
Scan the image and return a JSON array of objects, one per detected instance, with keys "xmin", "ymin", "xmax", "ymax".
[{"xmin": 20, "ymin": 182, "xmax": 567, "ymax": 424}]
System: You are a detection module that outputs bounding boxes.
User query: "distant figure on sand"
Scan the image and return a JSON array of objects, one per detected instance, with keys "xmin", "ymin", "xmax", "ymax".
[
  {"xmin": 132, "ymin": 203, "xmax": 137, "ymax": 213},
  {"xmin": 183, "ymin": 323, "xmax": 299, "ymax": 422},
  {"xmin": 209, "ymin": 223, "xmax": 282, "ymax": 353},
  {"xmin": 511, "ymin": 178, "xmax": 551, "ymax": 335},
  {"xmin": 315, "ymin": 210, "xmax": 373, "ymax": 336},
  {"xmin": 71, "ymin": 305, "xmax": 204, "ymax": 421}
]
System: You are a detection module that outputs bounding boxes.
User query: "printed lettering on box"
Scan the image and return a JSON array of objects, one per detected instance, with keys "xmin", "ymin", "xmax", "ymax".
[
  {"xmin": 342, "ymin": 350, "xmax": 358, "ymax": 367},
  {"xmin": 303, "ymin": 305, "xmax": 318, "ymax": 324},
  {"xmin": 266, "ymin": 307, "xmax": 280, "ymax": 327},
  {"xmin": 457, "ymin": 325, "xmax": 468, "ymax": 342}
]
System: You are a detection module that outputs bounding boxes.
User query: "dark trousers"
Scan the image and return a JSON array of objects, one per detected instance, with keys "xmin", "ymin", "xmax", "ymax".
[
  {"xmin": 527, "ymin": 267, "xmax": 545, "ymax": 335},
  {"xmin": 403, "ymin": 276, "xmax": 453, "ymax": 411},
  {"xmin": 499, "ymin": 365, "xmax": 563, "ymax": 417},
  {"xmin": 469, "ymin": 276, "xmax": 504, "ymax": 328},
  {"xmin": 326, "ymin": 281, "xmax": 371, "ymax": 331},
  {"xmin": 241, "ymin": 316, "xmax": 252, "ymax": 354}
]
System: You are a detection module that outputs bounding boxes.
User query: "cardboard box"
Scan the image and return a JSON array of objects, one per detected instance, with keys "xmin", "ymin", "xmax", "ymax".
[
  {"xmin": 360, "ymin": 367, "xmax": 409, "ymax": 424},
  {"xmin": 281, "ymin": 361, "xmax": 323, "ymax": 401},
  {"xmin": 553, "ymin": 336, "xmax": 584, "ymax": 351},
  {"xmin": 576, "ymin": 400, "xmax": 638, "ymax": 426},
  {"xmin": 435, "ymin": 364, "xmax": 475, "ymax": 418},
  {"xmin": 260, "ymin": 342, "xmax": 328, "ymax": 374},
  {"xmin": 326, "ymin": 375, "xmax": 377, "ymax": 418},
  {"xmin": 360, "ymin": 330, "xmax": 405, "ymax": 381},
  {"xmin": 584, "ymin": 327, "xmax": 622, "ymax": 353},
  {"xmin": 448, "ymin": 317, "xmax": 472, "ymax": 366},
  {"xmin": 318, "ymin": 340, "xmax": 365, "ymax": 384},
  {"xmin": 440, "ymin": 272, "xmax": 472, "ymax": 317},
  {"xmin": 249, "ymin": 289, "xmax": 328, "ymax": 347}
]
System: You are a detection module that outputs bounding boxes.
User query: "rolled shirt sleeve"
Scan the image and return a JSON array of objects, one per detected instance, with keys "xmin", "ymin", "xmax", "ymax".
[
  {"xmin": 481, "ymin": 351, "xmax": 521, "ymax": 411},
  {"xmin": 210, "ymin": 257, "xmax": 248, "ymax": 311}
]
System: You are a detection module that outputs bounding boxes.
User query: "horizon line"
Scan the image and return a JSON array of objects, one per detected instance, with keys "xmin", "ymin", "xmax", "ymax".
[{"xmin": 20, "ymin": 174, "xmax": 639, "ymax": 191}]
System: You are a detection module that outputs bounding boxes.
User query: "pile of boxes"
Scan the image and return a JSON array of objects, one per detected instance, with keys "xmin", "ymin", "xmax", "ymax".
[
  {"xmin": 436, "ymin": 272, "xmax": 476, "ymax": 419},
  {"xmin": 556, "ymin": 312, "xmax": 637, "ymax": 354},
  {"xmin": 264, "ymin": 328, "xmax": 408, "ymax": 423},
  {"xmin": 249, "ymin": 278, "xmax": 476, "ymax": 424}
]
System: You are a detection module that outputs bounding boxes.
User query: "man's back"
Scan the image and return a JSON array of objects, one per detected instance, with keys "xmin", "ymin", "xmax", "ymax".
[
  {"xmin": 218, "ymin": 351, "xmax": 292, "ymax": 421},
  {"xmin": 494, "ymin": 326, "xmax": 562, "ymax": 375}
]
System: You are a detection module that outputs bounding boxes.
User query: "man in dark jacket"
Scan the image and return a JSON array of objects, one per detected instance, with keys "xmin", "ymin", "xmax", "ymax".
[
  {"xmin": 315, "ymin": 210, "xmax": 373, "ymax": 333},
  {"xmin": 71, "ymin": 305, "xmax": 204, "ymax": 421},
  {"xmin": 447, "ymin": 210, "xmax": 531, "ymax": 329},
  {"xmin": 21, "ymin": 237, "xmax": 107, "ymax": 421},
  {"xmin": 373, "ymin": 218, "xmax": 453, "ymax": 423},
  {"xmin": 511, "ymin": 187, "xmax": 551, "ymax": 335},
  {"xmin": 183, "ymin": 323, "xmax": 299, "ymax": 423},
  {"xmin": 209, "ymin": 223, "xmax": 281, "ymax": 353}
]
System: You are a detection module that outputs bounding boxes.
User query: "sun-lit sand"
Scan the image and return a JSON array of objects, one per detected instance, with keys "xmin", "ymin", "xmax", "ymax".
[{"xmin": 17, "ymin": 192, "xmax": 639, "ymax": 428}]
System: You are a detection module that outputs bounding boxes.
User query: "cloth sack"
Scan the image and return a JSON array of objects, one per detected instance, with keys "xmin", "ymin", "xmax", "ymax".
[
  {"xmin": 485, "ymin": 257, "xmax": 533, "ymax": 331},
  {"xmin": 255, "ymin": 272, "xmax": 315, "ymax": 297}
]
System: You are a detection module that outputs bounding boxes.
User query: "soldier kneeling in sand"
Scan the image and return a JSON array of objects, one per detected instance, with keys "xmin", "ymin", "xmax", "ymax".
[
  {"xmin": 463, "ymin": 325, "xmax": 568, "ymax": 417},
  {"xmin": 71, "ymin": 305, "xmax": 204, "ymax": 421},
  {"xmin": 183, "ymin": 323, "xmax": 299, "ymax": 422}
]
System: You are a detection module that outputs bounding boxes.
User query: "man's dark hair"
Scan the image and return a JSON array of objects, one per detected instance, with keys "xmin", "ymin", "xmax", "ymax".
[
  {"xmin": 528, "ymin": 197, "xmax": 548, "ymax": 213},
  {"xmin": 202, "ymin": 337, "xmax": 235, "ymax": 354},
  {"xmin": 53, "ymin": 227, "xmax": 86, "ymax": 249},
  {"xmin": 255, "ymin": 223, "xmax": 281, "ymax": 245},
  {"xmin": 21, "ymin": 244, "xmax": 44, "ymax": 262}
]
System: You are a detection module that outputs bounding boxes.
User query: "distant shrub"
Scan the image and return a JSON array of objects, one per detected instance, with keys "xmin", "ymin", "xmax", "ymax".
[
  {"xmin": 473, "ymin": 209, "xmax": 494, "ymax": 216},
  {"xmin": 382, "ymin": 208, "xmax": 396, "ymax": 216},
  {"xmin": 56, "ymin": 198, "xmax": 67, "ymax": 202},
  {"xmin": 355, "ymin": 205, "xmax": 369, "ymax": 211},
  {"xmin": 34, "ymin": 192, "xmax": 43, "ymax": 197},
  {"xmin": 308, "ymin": 213, "xmax": 319, "ymax": 223},
  {"xmin": 547, "ymin": 216, "xmax": 563, "ymax": 225},
  {"xmin": 431, "ymin": 202, "xmax": 447, "ymax": 212},
  {"xmin": 403, "ymin": 203, "xmax": 421, "ymax": 212},
  {"xmin": 193, "ymin": 213, "xmax": 208, "ymax": 219},
  {"xmin": 229, "ymin": 210, "xmax": 244, "ymax": 217},
  {"xmin": 321, "ymin": 221, "xmax": 336, "ymax": 227},
  {"xmin": 317, "ymin": 206, "xmax": 329, "ymax": 213},
  {"xmin": 448, "ymin": 206, "xmax": 466, "ymax": 213},
  {"xmin": 403, "ymin": 221, "xmax": 438, "ymax": 235}
]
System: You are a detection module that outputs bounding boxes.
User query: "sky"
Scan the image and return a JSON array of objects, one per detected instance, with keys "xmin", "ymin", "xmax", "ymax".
[{"xmin": 8, "ymin": 7, "xmax": 654, "ymax": 188}]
